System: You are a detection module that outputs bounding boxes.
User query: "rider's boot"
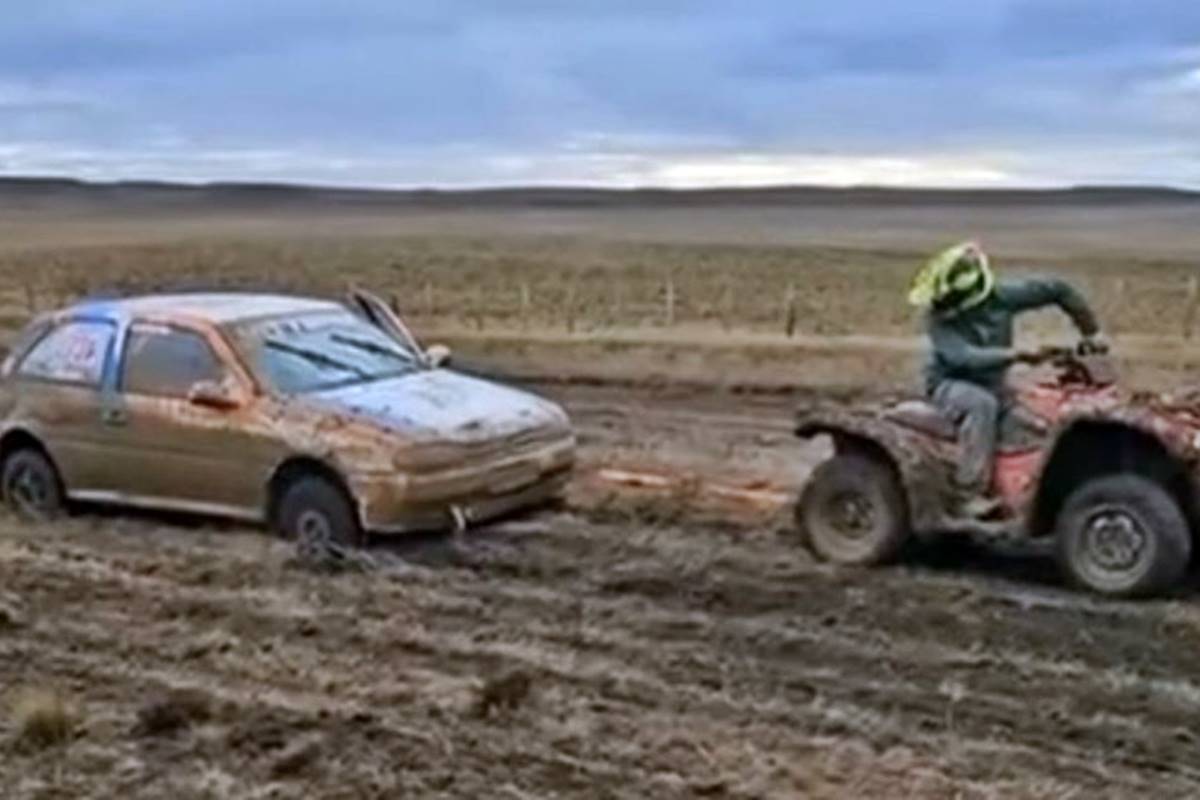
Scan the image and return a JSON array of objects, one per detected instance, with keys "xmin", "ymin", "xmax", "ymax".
[{"xmin": 958, "ymin": 494, "xmax": 1004, "ymax": 521}]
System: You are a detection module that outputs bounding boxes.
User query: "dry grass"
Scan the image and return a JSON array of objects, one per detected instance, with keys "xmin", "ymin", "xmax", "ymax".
[
  {"xmin": 9, "ymin": 688, "xmax": 77, "ymax": 751},
  {"xmin": 0, "ymin": 595, "xmax": 24, "ymax": 630},
  {"xmin": 132, "ymin": 687, "xmax": 215, "ymax": 738},
  {"xmin": 472, "ymin": 667, "xmax": 535, "ymax": 718},
  {"xmin": 0, "ymin": 201, "xmax": 1196, "ymax": 342},
  {"xmin": 0, "ymin": 201, "xmax": 1194, "ymax": 395},
  {"xmin": 0, "ymin": 233, "xmax": 1187, "ymax": 339}
]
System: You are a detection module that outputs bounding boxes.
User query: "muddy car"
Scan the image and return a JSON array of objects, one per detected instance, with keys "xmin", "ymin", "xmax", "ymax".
[{"xmin": 0, "ymin": 291, "xmax": 575, "ymax": 547}]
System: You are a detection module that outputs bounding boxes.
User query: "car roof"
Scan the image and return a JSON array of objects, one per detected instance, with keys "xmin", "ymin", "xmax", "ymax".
[{"xmin": 63, "ymin": 292, "xmax": 345, "ymax": 325}]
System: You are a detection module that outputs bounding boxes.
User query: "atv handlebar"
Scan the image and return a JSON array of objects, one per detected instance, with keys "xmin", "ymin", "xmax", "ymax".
[
  {"xmin": 1021, "ymin": 339, "xmax": 1115, "ymax": 387},
  {"xmin": 1021, "ymin": 339, "xmax": 1109, "ymax": 366}
]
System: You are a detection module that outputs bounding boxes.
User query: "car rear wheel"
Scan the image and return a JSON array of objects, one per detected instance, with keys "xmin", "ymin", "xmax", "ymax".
[
  {"xmin": 277, "ymin": 476, "xmax": 363, "ymax": 556},
  {"xmin": 797, "ymin": 452, "xmax": 910, "ymax": 565},
  {"xmin": 1056, "ymin": 473, "xmax": 1190, "ymax": 598},
  {"xmin": 2, "ymin": 448, "xmax": 65, "ymax": 522}
]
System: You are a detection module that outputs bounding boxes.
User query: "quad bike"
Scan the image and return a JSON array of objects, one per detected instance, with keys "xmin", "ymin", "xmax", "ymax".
[{"xmin": 795, "ymin": 343, "xmax": 1200, "ymax": 598}]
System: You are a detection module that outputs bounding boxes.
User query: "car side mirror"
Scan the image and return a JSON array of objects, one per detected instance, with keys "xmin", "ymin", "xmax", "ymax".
[
  {"xmin": 188, "ymin": 380, "xmax": 240, "ymax": 410},
  {"xmin": 425, "ymin": 344, "xmax": 452, "ymax": 369}
]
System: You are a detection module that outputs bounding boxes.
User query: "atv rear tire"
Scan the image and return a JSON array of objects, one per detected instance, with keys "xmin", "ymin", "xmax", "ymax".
[
  {"xmin": 1056, "ymin": 473, "xmax": 1190, "ymax": 598},
  {"xmin": 797, "ymin": 452, "xmax": 909, "ymax": 565}
]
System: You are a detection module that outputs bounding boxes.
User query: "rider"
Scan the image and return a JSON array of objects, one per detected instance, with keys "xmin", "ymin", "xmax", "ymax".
[{"xmin": 909, "ymin": 242, "xmax": 1105, "ymax": 519}]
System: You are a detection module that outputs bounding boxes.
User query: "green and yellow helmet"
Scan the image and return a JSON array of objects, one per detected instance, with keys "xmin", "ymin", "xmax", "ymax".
[{"xmin": 908, "ymin": 241, "xmax": 994, "ymax": 314}]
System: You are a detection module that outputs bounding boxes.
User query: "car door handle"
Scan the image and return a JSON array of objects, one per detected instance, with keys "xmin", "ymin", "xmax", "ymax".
[{"xmin": 101, "ymin": 408, "xmax": 128, "ymax": 427}]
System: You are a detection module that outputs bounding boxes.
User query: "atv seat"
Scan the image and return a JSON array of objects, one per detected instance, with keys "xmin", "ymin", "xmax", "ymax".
[
  {"xmin": 884, "ymin": 399, "xmax": 1051, "ymax": 452},
  {"xmin": 885, "ymin": 400, "xmax": 958, "ymax": 441}
]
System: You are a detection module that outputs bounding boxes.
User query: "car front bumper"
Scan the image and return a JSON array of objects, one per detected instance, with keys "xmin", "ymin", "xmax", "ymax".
[{"xmin": 348, "ymin": 435, "xmax": 575, "ymax": 534}]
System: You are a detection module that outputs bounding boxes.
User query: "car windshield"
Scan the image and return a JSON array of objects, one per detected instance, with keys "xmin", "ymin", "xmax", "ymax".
[{"xmin": 230, "ymin": 309, "xmax": 420, "ymax": 394}]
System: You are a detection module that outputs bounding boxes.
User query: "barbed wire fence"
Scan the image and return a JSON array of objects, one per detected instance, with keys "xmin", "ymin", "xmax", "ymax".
[
  {"xmin": 4, "ymin": 264, "xmax": 1200, "ymax": 343},
  {"xmin": 384, "ymin": 272, "xmax": 1200, "ymax": 342}
]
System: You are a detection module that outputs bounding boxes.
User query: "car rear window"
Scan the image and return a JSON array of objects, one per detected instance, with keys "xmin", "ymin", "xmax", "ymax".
[
  {"xmin": 121, "ymin": 325, "xmax": 226, "ymax": 398},
  {"xmin": 17, "ymin": 319, "xmax": 114, "ymax": 387}
]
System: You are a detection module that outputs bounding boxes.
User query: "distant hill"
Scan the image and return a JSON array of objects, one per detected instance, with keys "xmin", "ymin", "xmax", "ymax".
[{"xmin": 1, "ymin": 176, "xmax": 1198, "ymax": 213}]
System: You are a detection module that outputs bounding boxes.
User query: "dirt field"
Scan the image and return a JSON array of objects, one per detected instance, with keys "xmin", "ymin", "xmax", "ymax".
[
  {"xmin": 4, "ymin": 186, "xmax": 1200, "ymax": 797},
  {"xmin": 6, "ymin": 378, "xmax": 1200, "ymax": 798}
]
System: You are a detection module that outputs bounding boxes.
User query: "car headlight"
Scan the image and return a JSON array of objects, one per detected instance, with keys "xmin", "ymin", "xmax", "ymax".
[{"xmin": 394, "ymin": 442, "xmax": 463, "ymax": 470}]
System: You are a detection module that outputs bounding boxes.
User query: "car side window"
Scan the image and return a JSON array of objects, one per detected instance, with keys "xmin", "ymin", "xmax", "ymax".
[
  {"xmin": 17, "ymin": 320, "xmax": 114, "ymax": 387},
  {"xmin": 121, "ymin": 325, "xmax": 226, "ymax": 398}
]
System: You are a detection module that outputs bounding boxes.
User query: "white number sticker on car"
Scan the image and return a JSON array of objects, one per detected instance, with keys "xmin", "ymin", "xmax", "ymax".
[{"xmin": 21, "ymin": 322, "xmax": 113, "ymax": 385}]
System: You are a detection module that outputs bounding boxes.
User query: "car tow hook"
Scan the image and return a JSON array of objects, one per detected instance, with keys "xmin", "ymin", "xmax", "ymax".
[{"xmin": 449, "ymin": 505, "xmax": 469, "ymax": 534}]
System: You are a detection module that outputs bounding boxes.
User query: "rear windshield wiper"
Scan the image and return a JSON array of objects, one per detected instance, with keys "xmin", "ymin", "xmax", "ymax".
[{"xmin": 265, "ymin": 339, "xmax": 370, "ymax": 378}]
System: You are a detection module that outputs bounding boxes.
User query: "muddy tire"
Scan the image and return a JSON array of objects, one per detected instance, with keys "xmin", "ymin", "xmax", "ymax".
[
  {"xmin": 797, "ymin": 452, "xmax": 909, "ymax": 565},
  {"xmin": 2, "ymin": 448, "xmax": 65, "ymax": 522},
  {"xmin": 277, "ymin": 476, "xmax": 363, "ymax": 556},
  {"xmin": 1056, "ymin": 474, "xmax": 1190, "ymax": 598}
]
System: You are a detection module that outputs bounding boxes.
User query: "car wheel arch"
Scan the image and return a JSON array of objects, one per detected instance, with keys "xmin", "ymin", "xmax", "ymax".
[
  {"xmin": 1029, "ymin": 420, "xmax": 1199, "ymax": 541},
  {"xmin": 265, "ymin": 456, "xmax": 361, "ymax": 529},
  {"xmin": 0, "ymin": 428, "xmax": 59, "ymax": 473}
]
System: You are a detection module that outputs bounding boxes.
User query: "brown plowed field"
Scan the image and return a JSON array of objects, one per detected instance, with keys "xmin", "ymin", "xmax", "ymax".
[{"xmin": 5, "ymin": 377, "xmax": 1200, "ymax": 799}]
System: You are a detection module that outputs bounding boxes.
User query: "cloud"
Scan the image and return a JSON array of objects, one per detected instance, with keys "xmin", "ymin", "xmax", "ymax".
[{"xmin": 0, "ymin": 1, "xmax": 1197, "ymax": 187}]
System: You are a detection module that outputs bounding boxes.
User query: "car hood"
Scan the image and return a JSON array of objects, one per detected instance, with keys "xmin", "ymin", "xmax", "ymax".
[{"xmin": 308, "ymin": 369, "xmax": 567, "ymax": 443}]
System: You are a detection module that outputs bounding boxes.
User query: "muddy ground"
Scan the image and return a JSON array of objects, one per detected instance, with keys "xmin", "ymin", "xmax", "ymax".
[{"xmin": 5, "ymin": 378, "xmax": 1200, "ymax": 798}]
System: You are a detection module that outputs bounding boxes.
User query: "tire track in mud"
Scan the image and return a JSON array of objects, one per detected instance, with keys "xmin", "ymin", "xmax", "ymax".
[
  {"xmin": 531, "ymin": 380, "xmax": 815, "ymax": 463},
  {"xmin": 5, "ymin": 512, "xmax": 1200, "ymax": 798}
]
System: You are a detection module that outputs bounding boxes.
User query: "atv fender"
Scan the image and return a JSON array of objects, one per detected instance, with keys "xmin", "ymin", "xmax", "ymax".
[
  {"xmin": 796, "ymin": 407, "xmax": 952, "ymax": 534},
  {"xmin": 1027, "ymin": 409, "xmax": 1200, "ymax": 539}
]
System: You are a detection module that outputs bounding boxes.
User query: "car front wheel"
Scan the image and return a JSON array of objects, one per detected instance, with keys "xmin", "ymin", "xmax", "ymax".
[
  {"xmin": 2, "ymin": 448, "xmax": 65, "ymax": 522},
  {"xmin": 277, "ymin": 476, "xmax": 363, "ymax": 557}
]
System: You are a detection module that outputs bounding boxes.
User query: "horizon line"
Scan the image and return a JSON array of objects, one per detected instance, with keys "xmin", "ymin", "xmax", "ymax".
[{"xmin": 1, "ymin": 173, "xmax": 1199, "ymax": 197}]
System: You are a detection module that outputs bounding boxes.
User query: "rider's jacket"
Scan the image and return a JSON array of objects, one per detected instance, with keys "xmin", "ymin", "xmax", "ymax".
[{"xmin": 924, "ymin": 277, "xmax": 1100, "ymax": 395}]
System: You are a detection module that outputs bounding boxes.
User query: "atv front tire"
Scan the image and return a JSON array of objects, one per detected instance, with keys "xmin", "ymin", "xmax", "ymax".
[
  {"xmin": 797, "ymin": 452, "xmax": 910, "ymax": 565},
  {"xmin": 1056, "ymin": 473, "xmax": 1190, "ymax": 598}
]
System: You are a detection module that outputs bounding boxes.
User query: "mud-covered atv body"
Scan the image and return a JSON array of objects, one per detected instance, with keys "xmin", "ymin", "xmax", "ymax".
[{"xmin": 795, "ymin": 350, "xmax": 1200, "ymax": 597}]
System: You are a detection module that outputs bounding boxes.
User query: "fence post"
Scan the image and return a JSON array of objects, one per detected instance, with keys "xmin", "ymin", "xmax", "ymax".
[
  {"xmin": 1111, "ymin": 277, "xmax": 1125, "ymax": 338},
  {"xmin": 664, "ymin": 275, "xmax": 676, "ymax": 327},
  {"xmin": 1184, "ymin": 276, "xmax": 1199, "ymax": 341},
  {"xmin": 719, "ymin": 281, "xmax": 733, "ymax": 332},
  {"xmin": 783, "ymin": 282, "xmax": 798, "ymax": 338},
  {"xmin": 519, "ymin": 282, "xmax": 531, "ymax": 330},
  {"xmin": 22, "ymin": 281, "xmax": 36, "ymax": 313},
  {"xmin": 423, "ymin": 280, "xmax": 434, "ymax": 318},
  {"xmin": 564, "ymin": 281, "xmax": 577, "ymax": 334},
  {"xmin": 610, "ymin": 278, "xmax": 624, "ymax": 329},
  {"xmin": 480, "ymin": 285, "xmax": 489, "ymax": 331}
]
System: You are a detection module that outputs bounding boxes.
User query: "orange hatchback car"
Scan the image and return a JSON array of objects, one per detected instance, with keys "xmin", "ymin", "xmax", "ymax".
[{"xmin": 0, "ymin": 290, "xmax": 575, "ymax": 548}]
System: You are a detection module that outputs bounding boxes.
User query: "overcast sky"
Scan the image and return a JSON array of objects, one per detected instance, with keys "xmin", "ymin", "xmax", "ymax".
[{"xmin": 2, "ymin": 1, "xmax": 1198, "ymax": 188}]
